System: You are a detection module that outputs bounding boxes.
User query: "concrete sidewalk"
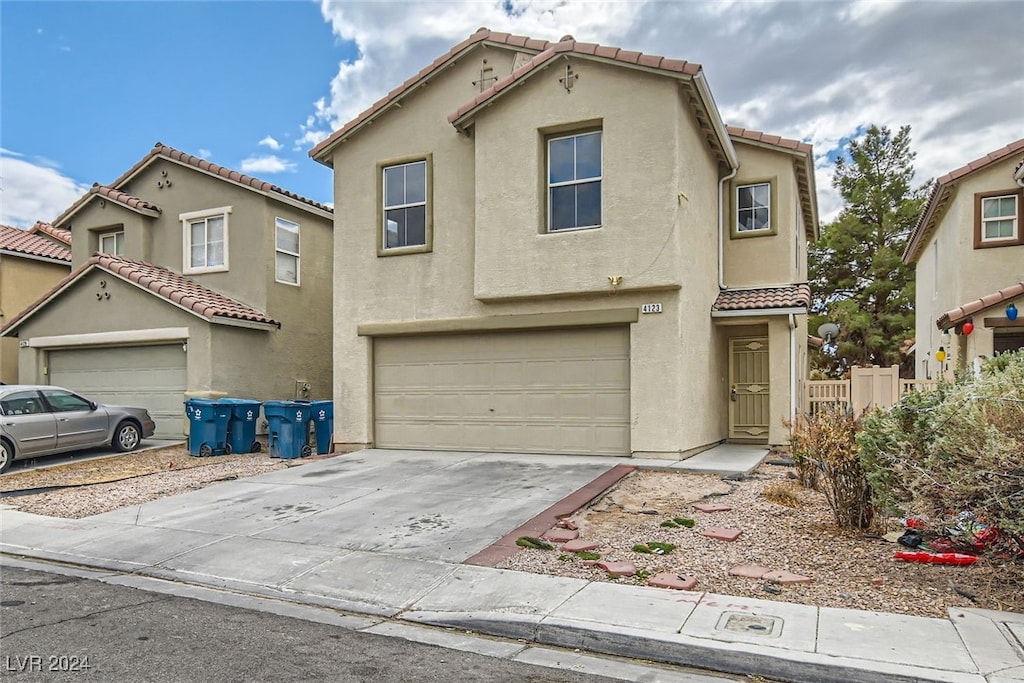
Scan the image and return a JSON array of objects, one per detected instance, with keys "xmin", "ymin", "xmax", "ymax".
[{"xmin": 2, "ymin": 448, "xmax": 1021, "ymax": 683}]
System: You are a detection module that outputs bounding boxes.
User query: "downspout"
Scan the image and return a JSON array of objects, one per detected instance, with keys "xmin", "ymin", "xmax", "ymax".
[
  {"xmin": 789, "ymin": 313, "xmax": 798, "ymax": 423},
  {"xmin": 718, "ymin": 166, "xmax": 739, "ymax": 290}
]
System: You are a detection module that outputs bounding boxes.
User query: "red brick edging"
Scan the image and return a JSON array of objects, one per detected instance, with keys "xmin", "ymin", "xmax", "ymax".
[{"xmin": 463, "ymin": 464, "xmax": 636, "ymax": 567}]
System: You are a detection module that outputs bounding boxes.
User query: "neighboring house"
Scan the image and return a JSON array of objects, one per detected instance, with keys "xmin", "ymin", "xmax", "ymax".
[
  {"xmin": 903, "ymin": 139, "xmax": 1024, "ymax": 378},
  {"xmin": 310, "ymin": 29, "xmax": 818, "ymax": 458},
  {"xmin": 0, "ymin": 224, "xmax": 72, "ymax": 383},
  {"xmin": 1, "ymin": 144, "xmax": 334, "ymax": 437}
]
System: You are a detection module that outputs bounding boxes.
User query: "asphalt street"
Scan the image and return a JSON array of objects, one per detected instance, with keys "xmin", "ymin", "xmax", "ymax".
[{"xmin": 0, "ymin": 565, "xmax": 748, "ymax": 683}]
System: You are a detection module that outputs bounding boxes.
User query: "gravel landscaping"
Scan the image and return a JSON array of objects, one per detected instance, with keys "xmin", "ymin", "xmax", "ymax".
[
  {"xmin": 2, "ymin": 446, "xmax": 1020, "ymax": 619},
  {"xmin": 497, "ymin": 464, "xmax": 1024, "ymax": 619}
]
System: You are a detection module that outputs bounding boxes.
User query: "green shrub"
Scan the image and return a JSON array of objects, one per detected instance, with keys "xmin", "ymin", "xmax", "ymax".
[
  {"xmin": 790, "ymin": 404, "xmax": 873, "ymax": 529},
  {"xmin": 859, "ymin": 350, "xmax": 1024, "ymax": 548}
]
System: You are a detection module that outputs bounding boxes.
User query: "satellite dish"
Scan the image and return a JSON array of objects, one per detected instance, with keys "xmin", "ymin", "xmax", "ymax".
[{"xmin": 817, "ymin": 322, "xmax": 840, "ymax": 343}]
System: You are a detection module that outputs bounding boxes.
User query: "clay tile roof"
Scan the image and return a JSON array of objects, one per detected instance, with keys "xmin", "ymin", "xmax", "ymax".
[
  {"xmin": 904, "ymin": 138, "xmax": 1024, "ymax": 264},
  {"xmin": 447, "ymin": 37, "xmax": 702, "ymax": 129},
  {"xmin": 110, "ymin": 144, "xmax": 332, "ymax": 215},
  {"xmin": 93, "ymin": 184, "xmax": 162, "ymax": 216},
  {"xmin": 0, "ymin": 224, "xmax": 72, "ymax": 262},
  {"xmin": 935, "ymin": 281, "xmax": 1024, "ymax": 329},
  {"xmin": 726, "ymin": 126, "xmax": 812, "ymax": 154},
  {"xmin": 310, "ymin": 28, "xmax": 554, "ymax": 163},
  {"xmin": 1, "ymin": 254, "xmax": 278, "ymax": 335},
  {"xmin": 28, "ymin": 222, "xmax": 72, "ymax": 246},
  {"xmin": 713, "ymin": 283, "xmax": 811, "ymax": 312}
]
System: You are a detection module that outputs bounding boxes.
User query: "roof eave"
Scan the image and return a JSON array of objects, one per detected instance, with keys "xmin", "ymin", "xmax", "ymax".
[
  {"xmin": 712, "ymin": 306, "xmax": 808, "ymax": 318},
  {"xmin": 210, "ymin": 315, "xmax": 280, "ymax": 331},
  {"xmin": 0, "ymin": 249, "xmax": 72, "ymax": 266}
]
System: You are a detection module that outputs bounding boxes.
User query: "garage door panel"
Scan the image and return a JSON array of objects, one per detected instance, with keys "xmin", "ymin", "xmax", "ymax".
[
  {"xmin": 48, "ymin": 345, "xmax": 186, "ymax": 439},
  {"xmin": 374, "ymin": 328, "xmax": 630, "ymax": 456}
]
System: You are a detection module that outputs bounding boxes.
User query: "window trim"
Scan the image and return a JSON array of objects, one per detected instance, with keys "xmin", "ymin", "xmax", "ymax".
[
  {"xmin": 730, "ymin": 178, "xmax": 778, "ymax": 239},
  {"xmin": 974, "ymin": 189, "xmax": 1023, "ymax": 249},
  {"xmin": 274, "ymin": 216, "xmax": 301, "ymax": 286},
  {"xmin": 546, "ymin": 128, "xmax": 603, "ymax": 234},
  {"xmin": 98, "ymin": 230, "xmax": 125, "ymax": 255},
  {"xmin": 377, "ymin": 154, "xmax": 433, "ymax": 257},
  {"xmin": 181, "ymin": 206, "xmax": 231, "ymax": 274}
]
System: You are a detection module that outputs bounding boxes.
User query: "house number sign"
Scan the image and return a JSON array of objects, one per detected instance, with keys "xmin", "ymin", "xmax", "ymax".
[{"xmin": 641, "ymin": 303, "xmax": 663, "ymax": 314}]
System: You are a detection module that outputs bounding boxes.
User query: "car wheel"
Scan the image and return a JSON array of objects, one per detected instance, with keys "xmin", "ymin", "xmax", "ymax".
[
  {"xmin": 0, "ymin": 439, "xmax": 12, "ymax": 474},
  {"xmin": 113, "ymin": 421, "xmax": 141, "ymax": 452}
]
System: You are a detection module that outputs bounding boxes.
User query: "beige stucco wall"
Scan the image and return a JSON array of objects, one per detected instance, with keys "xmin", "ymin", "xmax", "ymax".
[
  {"xmin": 724, "ymin": 142, "xmax": 802, "ymax": 288},
  {"xmin": 51, "ymin": 158, "xmax": 334, "ymax": 400},
  {"xmin": 914, "ymin": 158, "xmax": 1024, "ymax": 376},
  {"xmin": 328, "ymin": 45, "xmax": 745, "ymax": 456},
  {"xmin": 0, "ymin": 255, "xmax": 71, "ymax": 383}
]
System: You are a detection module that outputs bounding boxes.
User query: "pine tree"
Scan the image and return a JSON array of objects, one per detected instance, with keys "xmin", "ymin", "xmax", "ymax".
[{"xmin": 809, "ymin": 125, "xmax": 928, "ymax": 377}]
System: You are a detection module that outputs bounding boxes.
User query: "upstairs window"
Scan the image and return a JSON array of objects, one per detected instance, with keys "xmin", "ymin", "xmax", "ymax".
[
  {"xmin": 382, "ymin": 160, "xmax": 428, "ymax": 251},
  {"xmin": 99, "ymin": 230, "xmax": 124, "ymax": 255},
  {"xmin": 548, "ymin": 131, "xmax": 602, "ymax": 232},
  {"xmin": 975, "ymin": 190, "xmax": 1023, "ymax": 249},
  {"xmin": 181, "ymin": 207, "xmax": 230, "ymax": 274},
  {"xmin": 275, "ymin": 217, "xmax": 300, "ymax": 285},
  {"xmin": 737, "ymin": 183, "xmax": 771, "ymax": 233}
]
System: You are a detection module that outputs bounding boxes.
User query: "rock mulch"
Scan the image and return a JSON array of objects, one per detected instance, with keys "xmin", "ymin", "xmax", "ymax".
[{"xmin": 497, "ymin": 465, "xmax": 1024, "ymax": 619}]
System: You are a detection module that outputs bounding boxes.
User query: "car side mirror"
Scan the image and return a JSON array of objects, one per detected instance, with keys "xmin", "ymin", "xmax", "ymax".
[{"xmin": 89, "ymin": 401, "xmax": 98, "ymax": 411}]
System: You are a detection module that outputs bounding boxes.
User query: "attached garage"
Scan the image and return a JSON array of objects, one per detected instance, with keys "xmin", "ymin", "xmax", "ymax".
[
  {"xmin": 373, "ymin": 327, "xmax": 630, "ymax": 456},
  {"xmin": 48, "ymin": 344, "xmax": 187, "ymax": 438}
]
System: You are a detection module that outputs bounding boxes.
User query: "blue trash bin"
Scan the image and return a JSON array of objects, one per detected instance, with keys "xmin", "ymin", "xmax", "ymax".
[
  {"xmin": 184, "ymin": 398, "xmax": 231, "ymax": 457},
  {"xmin": 263, "ymin": 400, "xmax": 313, "ymax": 459},
  {"xmin": 222, "ymin": 399, "xmax": 262, "ymax": 454},
  {"xmin": 308, "ymin": 400, "xmax": 333, "ymax": 455}
]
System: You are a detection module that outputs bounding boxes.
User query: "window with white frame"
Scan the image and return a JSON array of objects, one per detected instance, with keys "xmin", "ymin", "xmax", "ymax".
[
  {"xmin": 275, "ymin": 217, "xmax": 300, "ymax": 285},
  {"xmin": 99, "ymin": 231, "xmax": 124, "ymax": 255},
  {"xmin": 181, "ymin": 207, "xmax": 230, "ymax": 274},
  {"xmin": 548, "ymin": 130, "xmax": 602, "ymax": 232},
  {"xmin": 382, "ymin": 160, "xmax": 427, "ymax": 250},
  {"xmin": 736, "ymin": 182, "xmax": 771, "ymax": 233},
  {"xmin": 981, "ymin": 194, "xmax": 1018, "ymax": 241}
]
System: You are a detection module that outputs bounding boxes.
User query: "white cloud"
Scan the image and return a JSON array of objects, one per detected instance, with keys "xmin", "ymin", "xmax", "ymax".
[
  {"xmin": 0, "ymin": 150, "xmax": 89, "ymax": 227},
  {"xmin": 258, "ymin": 135, "xmax": 282, "ymax": 151},
  {"xmin": 239, "ymin": 155, "xmax": 297, "ymax": 174},
  {"xmin": 198, "ymin": 148, "xmax": 212, "ymax": 158},
  {"xmin": 310, "ymin": 0, "xmax": 1024, "ymax": 226},
  {"xmin": 293, "ymin": 129, "xmax": 330, "ymax": 152}
]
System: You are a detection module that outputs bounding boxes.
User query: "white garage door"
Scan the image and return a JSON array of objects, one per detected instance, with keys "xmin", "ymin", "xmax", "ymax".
[
  {"xmin": 374, "ymin": 327, "xmax": 630, "ymax": 456},
  {"xmin": 48, "ymin": 345, "xmax": 187, "ymax": 438}
]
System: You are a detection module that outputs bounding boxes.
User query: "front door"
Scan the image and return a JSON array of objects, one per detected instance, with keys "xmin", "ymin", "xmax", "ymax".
[{"xmin": 729, "ymin": 337, "xmax": 769, "ymax": 441}]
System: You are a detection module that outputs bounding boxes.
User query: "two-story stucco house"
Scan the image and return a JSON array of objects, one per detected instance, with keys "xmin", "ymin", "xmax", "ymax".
[
  {"xmin": 1, "ymin": 144, "xmax": 334, "ymax": 437},
  {"xmin": 311, "ymin": 29, "xmax": 818, "ymax": 458},
  {"xmin": 903, "ymin": 139, "xmax": 1024, "ymax": 378},
  {"xmin": 0, "ymin": 224, "xmax": 72, "ymax": 383}
]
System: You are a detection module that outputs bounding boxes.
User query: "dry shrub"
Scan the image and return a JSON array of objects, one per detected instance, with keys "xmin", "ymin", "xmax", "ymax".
[
  {"xmin": 789, "ymin": 405, "xmax": 873, "ymax": 529},
  {"xmin": 859, "ymin": 350, "xmax": 1024, "ymax": 553},
  {"xmin": 762, "ymin": 481, "xmax": 802, "ymax": 508}
]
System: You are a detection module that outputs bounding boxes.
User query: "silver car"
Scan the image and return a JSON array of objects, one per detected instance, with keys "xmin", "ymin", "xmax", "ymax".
[{"xmin": 0, "ymin": 385, "xmax": 156, "ymax": 473}]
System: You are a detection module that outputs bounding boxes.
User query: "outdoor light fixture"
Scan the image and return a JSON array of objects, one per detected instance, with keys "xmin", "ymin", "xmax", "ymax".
[{"xmin": 1008, "ymin": 303, "xmax": 1019, "ymax": 321}]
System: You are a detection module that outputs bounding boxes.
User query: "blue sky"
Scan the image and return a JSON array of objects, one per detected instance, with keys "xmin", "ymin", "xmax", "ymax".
[{"xmin": 2, "ymin": 1, "xmax": 1022, "ymax": 228}]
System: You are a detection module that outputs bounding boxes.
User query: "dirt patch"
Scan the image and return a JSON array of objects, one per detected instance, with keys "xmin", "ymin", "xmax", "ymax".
[{"xmin": 498, "ymin": 464, "xmax": 1024, "ymax": 619}]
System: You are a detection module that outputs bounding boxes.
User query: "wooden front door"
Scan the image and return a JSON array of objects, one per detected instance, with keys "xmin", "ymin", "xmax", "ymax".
[{"xmin": 729, "ymin": 337, "xmax": 769, "ymax": 441}]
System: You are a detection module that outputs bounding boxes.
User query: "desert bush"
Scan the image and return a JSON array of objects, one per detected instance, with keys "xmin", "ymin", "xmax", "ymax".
[
  {"xmin": 859, "ymin": 350, "xmax": 1024, "ymax": 550},
  {"xmin": 762, "ymin": 481, "xmax": 802, "ymax": 508},
  {"xmin": 790, "ymin": 404, "xmax": 873, "ymax": 529}
]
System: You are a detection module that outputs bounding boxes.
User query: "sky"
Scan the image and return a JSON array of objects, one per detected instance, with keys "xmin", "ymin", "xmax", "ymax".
[{"xmin": 2, "ymin": 0, "xmax": 1022, "ymax": 229}]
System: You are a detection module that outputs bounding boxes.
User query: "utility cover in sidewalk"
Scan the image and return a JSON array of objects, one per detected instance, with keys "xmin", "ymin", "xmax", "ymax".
[{"xmin": 717, "ymin": 612, "xmax": 781, "ymax": 637}]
